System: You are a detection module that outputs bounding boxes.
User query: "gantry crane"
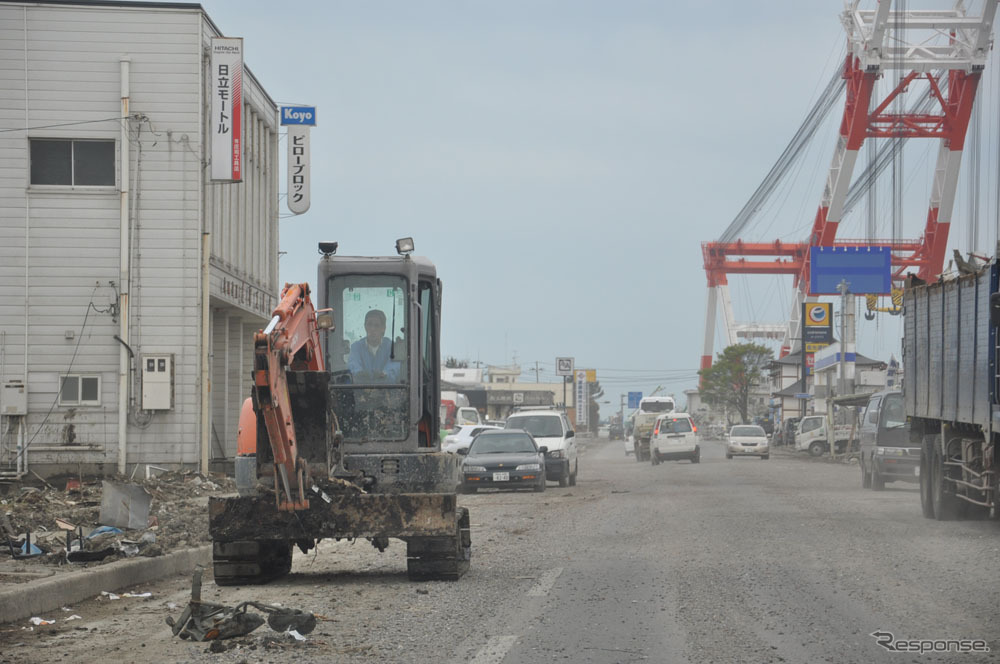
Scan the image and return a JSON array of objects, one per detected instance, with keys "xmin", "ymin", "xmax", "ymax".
[{"xmin": 700, "ymin": 0, "xmax": 997, "ymax": 372}]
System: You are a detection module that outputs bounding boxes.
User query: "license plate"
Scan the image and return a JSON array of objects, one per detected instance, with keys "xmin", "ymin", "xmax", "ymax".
[
  {"xmin": 914, "ymin": 466, "xmax": 920, "ymax": 477},
  {"xmin": 493, "ymin": 472, "xmax": 510, "ymax": 482}
]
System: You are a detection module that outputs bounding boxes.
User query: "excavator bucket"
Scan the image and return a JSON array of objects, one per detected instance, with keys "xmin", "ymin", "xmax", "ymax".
[{"xmin": 284, "ymin": 370, "xmax": 331, "ymax": 465}]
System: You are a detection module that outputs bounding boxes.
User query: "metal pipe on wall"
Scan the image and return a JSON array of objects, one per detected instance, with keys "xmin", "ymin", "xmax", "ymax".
[
  {"xmin": 118, "ymin": 57, "xmax": 131, "ymax": 474},
  {"xmin": 201, "ymin": 232, "xmax": 211, "ymax": 474}
]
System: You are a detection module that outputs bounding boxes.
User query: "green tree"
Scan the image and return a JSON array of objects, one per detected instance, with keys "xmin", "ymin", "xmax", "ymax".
[{"xmin": 698, "ymin": 343, "xmax": 773, "ymax": 424}]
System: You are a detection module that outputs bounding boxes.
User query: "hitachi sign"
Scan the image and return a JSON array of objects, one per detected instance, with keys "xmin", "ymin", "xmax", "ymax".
[{"xmin": 280, "ymin": 106, "xmax": 317, "ymax": 126}]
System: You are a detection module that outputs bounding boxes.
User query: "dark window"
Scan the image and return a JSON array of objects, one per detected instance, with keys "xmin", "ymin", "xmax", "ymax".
[{"xmin": 30, "ymin": 139, "xmax": 114, "ymax": 186}]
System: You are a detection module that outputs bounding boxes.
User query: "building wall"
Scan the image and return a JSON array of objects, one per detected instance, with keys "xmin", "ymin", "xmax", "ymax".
[{"xmin": 0, "ymin": 3, "xmax": 278, "ymax": 476}]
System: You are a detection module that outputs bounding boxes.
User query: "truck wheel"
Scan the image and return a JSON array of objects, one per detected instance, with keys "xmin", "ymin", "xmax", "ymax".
[
  {"xmin": 808, "ymin": 441, "xmax": 826, "ymax": 457},
  {"xmin": 931, "ymin": 445, "xmax": 960, "ymax": 521},
  {"xmin": 651, "ymin": 450, "xmax": 660, "ymax": 466},
  {"xmin": 871, "ymin": 462, "xmax": 885, "ymax": 491},
  {"xmin": 569, "ymin": 461, "xmax": 578, "ymax": 486},
  {"xmin": 533, "ymin": 478, "xmax": 546, "ymax": 493},
  {"xmin": 558, "ymin": 469, "xmax": 569, "ymax": 487},
  {"xmin": 920, "ymin": 435, "xmax": 935, "ymax": 519},
  {"xmin": 634, "ymin": 444, "xmax": 642, "ymax": 462},
  {"xmin": 861, "ymin": 455, "xmax": 871, "ymax": 489},
  {"xmin": 691, "ymin": 447, "xmax": 700, "ymax": 464},
  {"xmin": 726, "ymin": 453, "xmax": 733, "ymax": 460}
]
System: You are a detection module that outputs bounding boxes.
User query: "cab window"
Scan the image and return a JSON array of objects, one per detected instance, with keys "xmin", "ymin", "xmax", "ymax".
[{"xmin": 865, "ymin": 397, "xmax": 882, "ymax": 425}]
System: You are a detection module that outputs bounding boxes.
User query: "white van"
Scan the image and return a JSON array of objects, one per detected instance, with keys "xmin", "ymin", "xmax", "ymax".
[
  {"xmin": 504, "ymin": 410, "xmax": 578, "ymax": 487},
  {"xmin": 650, "ymin": 413, "xmax": 700, "ymax": 465}
]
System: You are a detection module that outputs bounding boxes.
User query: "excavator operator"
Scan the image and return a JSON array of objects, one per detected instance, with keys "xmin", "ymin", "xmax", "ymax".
[{"xmin": 347, "ymin": 309, "xmax": 401, "ymax": 383}]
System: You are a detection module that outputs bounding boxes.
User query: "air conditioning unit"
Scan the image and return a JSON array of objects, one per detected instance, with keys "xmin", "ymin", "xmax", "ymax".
[{"xmin": 141, "ymin": 354, "xmax": 174, "ymax": 410}]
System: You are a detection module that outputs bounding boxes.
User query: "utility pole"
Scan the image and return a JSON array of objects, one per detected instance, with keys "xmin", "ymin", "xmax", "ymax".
[
  {"xmin": 838, "ymin": 279, "xmax": 849, "ymax": 398},
  {"xmin": 535, "ymin": 361, "xmax": 540, "ymax": 383}
]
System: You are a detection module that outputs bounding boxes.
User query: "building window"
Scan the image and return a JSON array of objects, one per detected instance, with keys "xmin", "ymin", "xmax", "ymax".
[
  {"xmin": 30, "ymin": 139, "xmax": 115, "ymax": 186},
  {"xmin": 59, "ymin": 375, "xmax": 101, "ymax": 406}
]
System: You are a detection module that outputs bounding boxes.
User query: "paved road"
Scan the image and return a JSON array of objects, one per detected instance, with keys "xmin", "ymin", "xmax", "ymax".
[{"xmin": 3, "ymin": 436, "xmax": 998, "ymax": 663}]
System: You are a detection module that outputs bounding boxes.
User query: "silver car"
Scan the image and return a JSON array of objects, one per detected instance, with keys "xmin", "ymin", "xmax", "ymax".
[{"xmin": 726, "ymin": 424, "xmax": 770, "ymax": 460}]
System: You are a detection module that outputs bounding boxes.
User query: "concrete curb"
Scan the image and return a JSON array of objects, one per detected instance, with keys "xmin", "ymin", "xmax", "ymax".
[{"xmin": 0, "ymin": 544, "xmax": 212, "ymax": 625}]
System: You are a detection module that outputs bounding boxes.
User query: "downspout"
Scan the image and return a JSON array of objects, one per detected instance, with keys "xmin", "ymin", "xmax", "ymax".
[
  {"xmin": 199, "ymin": 33, "xmax": 210, "ymax": 475},
  {"xmin": 201, "ymin": 232, "xmax": 210, "ymax": 474},
  {"xmin": 118, "ymin": 57, "xmax": 131, "ymax": 475}
]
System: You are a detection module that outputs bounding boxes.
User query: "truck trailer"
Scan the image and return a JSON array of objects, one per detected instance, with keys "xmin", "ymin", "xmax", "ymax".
[{"xmin": 904, "ymin": 261, "xmax": 999, "ymax": 520}]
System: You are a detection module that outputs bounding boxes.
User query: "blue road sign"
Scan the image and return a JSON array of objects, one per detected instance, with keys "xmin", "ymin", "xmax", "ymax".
[
  {"xmin": 810, "ymin": 246, "xmax": 891, "ymax": 295},
  {"xmin": 280, "ymin": 106, "xmax": 317, "ymax": 126},
  {"xmin": 628, "ymin": 392, "xmax": 642, "ymax": 409}
]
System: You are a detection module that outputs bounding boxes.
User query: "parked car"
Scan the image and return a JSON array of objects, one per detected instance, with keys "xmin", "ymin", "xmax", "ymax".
[
  {"xmin": 460, "ymin": 430, "xmax": 546, "ymax": 493},
  {"xmin": 504, "ymin": 410, "xmax": 577, "ymax": 487},
  {"xmin": 726, "ymin": 424, "xmax": 770, "ymax": 459},
  {"xmin": 441, "ymin": 425, "xmax": 501, "ymax": 454},
  {"xmin": 858, "ymin": 389, "xmax": 917, "ymax": 490},
  {"xmin": 650, "ymin": 413, "xmax": 700, "ymax": 465}
]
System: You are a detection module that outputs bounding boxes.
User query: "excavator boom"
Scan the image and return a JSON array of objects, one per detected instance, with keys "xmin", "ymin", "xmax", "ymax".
[{"xmin": 252, "ymin": 283, "xmax": 328, "ymax": 511}]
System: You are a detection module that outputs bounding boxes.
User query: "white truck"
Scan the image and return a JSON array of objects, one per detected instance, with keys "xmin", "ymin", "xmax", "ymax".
[
  {"xmin": 795, "ymin": 414, "xmax": 852, "ymax": 457},
  {"xmin": 631, "ymin": 396, "xmax": 676, "ymax": 461}
]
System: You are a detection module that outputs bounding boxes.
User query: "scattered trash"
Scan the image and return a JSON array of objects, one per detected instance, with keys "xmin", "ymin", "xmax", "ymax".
[
  {"xmin": 100, "ymin": 591, "xmax": 121, "ymax": 601},
  {"xmin": 29, "ymin": 617, "xmax": 55, "ymax": 626},
  {"xmin": 167, "ymin": 602, "xmax": 179, "ymax": 610},
  {"xmin": 122, "ymin": 592, "xmax": 152, "ymax": 598},
  {"xmin": 65, "ymin": 479, "xmax": 81, "ymax": 492},
  {"xmin": 65, "ymin": 615, "xmax": 82, "ymax": 621},
  {"xmin": 167, "ymin": 568, "xmax": 317, "ymax": 642},
  {"xmin": 67, "ymin": 547, "xmax": 116, "ymax": 563},
  {"xmin": 86, "ymin": 525, "xmax": 124, "ymax": 539},
  {"xmin": 54, "ymin": 518, "xmax": 77, "ymax": 531},
  {"xmin": 288, "ymin": 630, "xmax": 307, "ymax": 642},
  {"xmin": 99, "ymin": 481, "xmax": 152, "ymax": 530}
]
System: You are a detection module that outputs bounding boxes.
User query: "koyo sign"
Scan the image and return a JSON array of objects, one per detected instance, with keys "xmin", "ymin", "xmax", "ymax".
[{"xmin": 281, "ymin": 106, "xmax": 316, "ymax": 126}]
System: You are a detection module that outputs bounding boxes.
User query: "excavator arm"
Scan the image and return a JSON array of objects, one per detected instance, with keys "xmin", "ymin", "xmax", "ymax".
[{"xmin": 252, "ymin": 283, "xmax": 330, "ymax": 511}]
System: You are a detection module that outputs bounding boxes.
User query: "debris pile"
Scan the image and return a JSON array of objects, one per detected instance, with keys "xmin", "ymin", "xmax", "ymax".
[
  {"xmin": 167, "ymin": 569, "xmax": 318, "ymax": 643},
  {"xmin": 1, "ymin": 470, "xmax": 236, "ymax": 566}
]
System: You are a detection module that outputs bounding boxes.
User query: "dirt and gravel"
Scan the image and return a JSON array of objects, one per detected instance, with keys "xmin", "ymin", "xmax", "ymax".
[{"xmin": 2, "ymin": 436, "xmax": 999, "ymax": 663}]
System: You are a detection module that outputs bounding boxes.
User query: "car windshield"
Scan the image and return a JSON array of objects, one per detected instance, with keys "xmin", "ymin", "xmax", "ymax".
[
  {"xmin": 469, "ymin": 433, "xmax": 537, "ymax": 455},
  {"xmin": 881, "ymin": 394, "xmax": 906, "ymax": 429},
  {"xmin": 640, "ymin": 401, "xmax": 674, "ymax": 413},
  {"xmin": 505, "ymin": 416, "xmax": 563, "ymax": 437},
  {"xmin": 732, "ymin": 426, "xmax": 765, "ymax": 437},
  {"xmin": 659, "ymin": 418, "xmax": 693, "ymax": 433}
]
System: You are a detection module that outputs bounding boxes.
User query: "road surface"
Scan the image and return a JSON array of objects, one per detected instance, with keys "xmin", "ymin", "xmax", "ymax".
[{"xmin": 2, "ymin": 436, "xmax": 997, "ymax": 663}]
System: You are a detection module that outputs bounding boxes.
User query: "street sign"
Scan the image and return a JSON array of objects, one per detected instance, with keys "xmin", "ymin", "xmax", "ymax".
[
  {"xmin": 804, "ymin": 342, "xmax": 831, "ymax": 353},
  {"xmin": 810, "ymin": 246, "xmax": 891, "ymax": 295},
  {"xmin": 280, "ymin": 105, "xmax": 317, "ymax": 126},
  {"xmin": 556, "ymin": 357, "xmax": 574, "ymax": 376},
  {"xmin": 802, "ymin": 303, "xmax": 833, "ymax": 345},
  {"xmin": 628, "ymin": 392, "xmax": 642, "ymax": 409},
  {"xmin": 794, "ymin": 393, "xmax": 812, "ymax": 400},
  {"xmin": 585, "ymin": 369, "xmax": 596, "ymax": 382},
  {"xmin": 210, "ymin": 38, "xmax": 243, "ymax": 182},
  {"xmin": 287, "ymin": 125, "xmax": 310, "ymax": 214},
  {"xmin": 574, "ymin": 371, "xmax": 589, "ymax": 427}
]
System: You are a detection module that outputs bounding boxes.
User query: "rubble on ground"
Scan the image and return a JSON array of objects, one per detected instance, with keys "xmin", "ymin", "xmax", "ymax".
[{"xmin": 1, "ymin": 470, "xmax": 237, "ymax": 568}]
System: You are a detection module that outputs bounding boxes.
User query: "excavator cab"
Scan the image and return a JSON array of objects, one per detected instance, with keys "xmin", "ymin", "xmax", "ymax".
[{"xmin": 313, "ymin": 241, "xmax": 458, "ymax": 492}]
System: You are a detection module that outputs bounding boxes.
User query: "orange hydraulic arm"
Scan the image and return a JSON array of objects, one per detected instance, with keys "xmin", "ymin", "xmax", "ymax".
[{"xmin": 253, "ymin": 283, "xmax": 329, "ymax": 511}]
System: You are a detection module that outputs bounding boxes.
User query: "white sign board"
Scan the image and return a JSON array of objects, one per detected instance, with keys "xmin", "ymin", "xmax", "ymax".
[
  {"xmin": 556, "ymin": 357, "xmax": 574, "ymax": 377},
  {"xmin": 210, "ymin": 38, "xmax": 243, "ymax": 182},
  {"xmin": 287, "ymin": 125, "xmax": 310, "ymax": 214},
  {"xmin": 575, "ymin": 370, "xmax": 589, "ymax": 428}
]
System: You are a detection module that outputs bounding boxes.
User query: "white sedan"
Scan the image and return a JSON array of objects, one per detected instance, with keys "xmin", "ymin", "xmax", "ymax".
[
  {"xmin": 442, "ymin": 425, "xmax": 501, "ymax": 454},
  {"xmin": 725, "ymin": 424, "xmax": 770, "ymax": 460}
]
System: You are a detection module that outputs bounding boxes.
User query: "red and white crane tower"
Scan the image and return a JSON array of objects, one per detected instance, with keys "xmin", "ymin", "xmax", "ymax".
[{"xmin": 700, "ymin": 0, "xmax": 997, "ymax": 371}]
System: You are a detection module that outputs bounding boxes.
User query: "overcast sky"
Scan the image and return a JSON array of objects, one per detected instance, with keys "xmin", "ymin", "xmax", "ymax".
[{"xmin": 193, "ymin": 0, "xmax": 1000, "ymax": 416}]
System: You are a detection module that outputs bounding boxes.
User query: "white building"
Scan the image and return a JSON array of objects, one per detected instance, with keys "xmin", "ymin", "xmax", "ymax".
[{"xmin": 0, "ymin": 1, "xmax": 280, "ymax": 478}]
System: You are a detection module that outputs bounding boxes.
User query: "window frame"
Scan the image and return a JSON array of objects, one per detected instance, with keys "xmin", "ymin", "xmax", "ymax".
[
  {"xmin": 58, "ymin": 374, "xmax": 102, "ymax": 407},
  {"xmin": 29, "ymin": 138, "xmax": 117, "ymax": 188}
]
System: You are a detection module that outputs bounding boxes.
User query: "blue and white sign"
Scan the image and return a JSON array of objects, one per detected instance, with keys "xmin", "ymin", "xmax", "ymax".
[
  {"xmin": 280, "ymin": 106, "xmax": 317, "ymax": 126},
  {"xmin": 628, "ymin": 392, "xmax": 642, "ymax": 409}
]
